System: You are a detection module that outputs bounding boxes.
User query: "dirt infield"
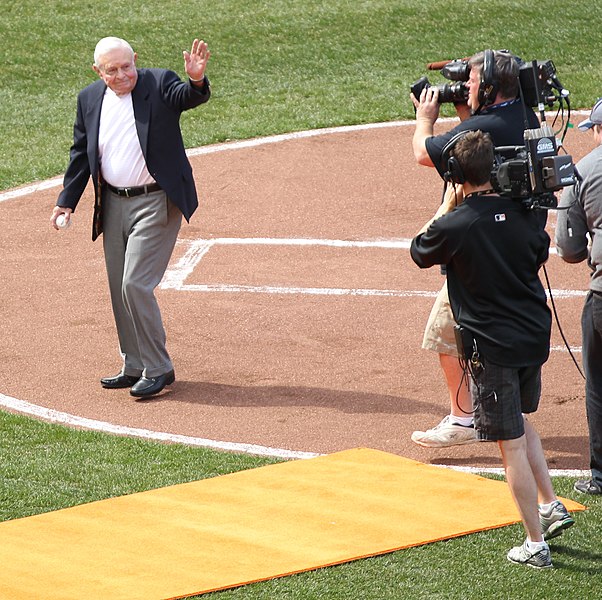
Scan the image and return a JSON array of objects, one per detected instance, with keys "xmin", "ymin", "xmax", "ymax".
[{"xmin": 0, "ymin": 119, "xmax": 594, "ymax": 469}]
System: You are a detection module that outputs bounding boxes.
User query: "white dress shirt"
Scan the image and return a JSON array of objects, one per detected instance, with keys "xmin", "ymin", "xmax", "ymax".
[{"xmin": 98, "ymin": 88, "xmax": 155, "ymax": 187}]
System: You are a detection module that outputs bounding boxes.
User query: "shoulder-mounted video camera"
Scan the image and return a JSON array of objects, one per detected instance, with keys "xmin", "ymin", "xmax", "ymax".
[
  {"xmin": 410, "ymin": 52, "xmax": 568, "ymax": 109},
  {"xmin": 491, "ymin": 123, "xmax": 576, "ymax": 209},
  {"xmin": 410, "ymin": 58, "xmax": 471, "ymax": 104}
]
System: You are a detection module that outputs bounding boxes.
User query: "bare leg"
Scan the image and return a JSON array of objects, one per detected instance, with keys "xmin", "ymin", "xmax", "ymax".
[
  {"xmin": 523, "ymin": 417, "xmax": 557, "ymax": 504},
  {"xmin": 439, "ymin": 353, "xmax": 472, "ymax": 418},
  {"xmin": 411, "ymin": 352, "xmax": 477, "ymax": 447},
  {"xmin": 498, "ymin": 435, "xmax": 544, "ymax": 542}
]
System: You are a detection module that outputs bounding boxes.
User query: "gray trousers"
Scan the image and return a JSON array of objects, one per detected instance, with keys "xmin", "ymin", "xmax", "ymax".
[{"xmin": 103, "ymin": 188, "xmax": 182, "ymax": 378}]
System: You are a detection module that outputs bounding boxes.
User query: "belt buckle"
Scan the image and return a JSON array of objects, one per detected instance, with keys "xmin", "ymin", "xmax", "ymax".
[{"xmin": 124, "ymin": 187, "xmax": 131, "ymax": 198}]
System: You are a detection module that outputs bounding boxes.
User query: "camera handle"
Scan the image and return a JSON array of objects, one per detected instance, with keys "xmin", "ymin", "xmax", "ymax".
[{"xmin": 529, "ymin": 60, "xmax": 548, "ymax": 123}]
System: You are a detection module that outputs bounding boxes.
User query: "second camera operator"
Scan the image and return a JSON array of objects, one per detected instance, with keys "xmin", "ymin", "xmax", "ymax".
[
  {"xmin": 408, "ymin": 50, "xmax": 540, "ymax": 448},
  {"xmin": 410, "ymin": 130, "xmax": 574, "ymax": 569}
]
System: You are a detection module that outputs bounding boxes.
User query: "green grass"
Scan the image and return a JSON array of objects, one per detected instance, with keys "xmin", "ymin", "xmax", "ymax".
[
  {"xmin": 1, "ymin": 0, "xmax": 602, "ymax": 190},
  {"xmin": 2, "ymin": 1, "xmax": 602, "ymax": 598},
  {"xmin": 1, "ymin": 410, "xmax": 600, "ymax": 599},
  {"xmin": 0, "ymin": 411, "xmax": 279, "ymax": 522}
]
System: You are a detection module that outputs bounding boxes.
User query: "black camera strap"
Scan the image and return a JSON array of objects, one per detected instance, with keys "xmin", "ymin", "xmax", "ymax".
[{"xmin": 542, "ymin": 264, "xmax": 585, "ymax": 380}]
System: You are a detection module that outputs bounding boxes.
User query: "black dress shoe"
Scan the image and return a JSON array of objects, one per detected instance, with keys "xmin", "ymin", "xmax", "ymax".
[
  {"xmin": 100, "ymin": 373, "xmax": 141, "ymax": 389},
  {"xmin": 130, "ymin": 370, "xmax": 175, "ymax": 398}
]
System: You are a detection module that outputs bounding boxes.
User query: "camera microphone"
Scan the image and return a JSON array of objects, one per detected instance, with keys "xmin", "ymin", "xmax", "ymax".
[{"xmin": 440, "ymin": 59, "xmax": 471, "ymax": 82}]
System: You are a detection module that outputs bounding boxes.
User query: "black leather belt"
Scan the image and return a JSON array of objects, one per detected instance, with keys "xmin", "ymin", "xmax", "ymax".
[{"xmin": 106, "ymin": 182, "xmax": 162, "ymax": 197}]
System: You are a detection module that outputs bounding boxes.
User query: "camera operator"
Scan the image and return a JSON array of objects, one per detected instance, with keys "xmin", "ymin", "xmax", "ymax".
[
  {"xmin": 555, "ymin": 98, "xmax": 602, "ymax": 496},
  {"xmin": 408, "ymin": 50, "xmax": 540, "ymax": 448},
  {"xmin": 412, "ymin": 49, "xmax": 540, "ymax": 172},
  {"xmin": 410, "ymin": 130, "xmax": 574, "ymax": 569}
]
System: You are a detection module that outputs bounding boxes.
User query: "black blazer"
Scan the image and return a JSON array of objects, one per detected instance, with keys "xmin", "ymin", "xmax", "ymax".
[{"xmin": 57, "ymin": 68, "xmax": 211, "ymax": 240}]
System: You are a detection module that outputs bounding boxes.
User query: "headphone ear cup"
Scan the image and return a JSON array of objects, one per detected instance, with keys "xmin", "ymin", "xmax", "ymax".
[
  {"xmin": 447, "ymin": 156, "xmax": 465, "ymax": 184},
  {"xmin": 478, "ymin": 49, "xmax": 498, "ymax": 106},
  {"xmin": 440, "ymin": 130, "xmax": 470, "ymax": 179}
]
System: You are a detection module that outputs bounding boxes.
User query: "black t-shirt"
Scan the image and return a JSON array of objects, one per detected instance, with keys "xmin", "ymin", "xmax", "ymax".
[
  {"xmin": 426, "ymin": 100, "xmax": 540, "ymax": 178},
  {"xmin": 410, "ymin": 193, "xmax": 551, "ymax": 367}
]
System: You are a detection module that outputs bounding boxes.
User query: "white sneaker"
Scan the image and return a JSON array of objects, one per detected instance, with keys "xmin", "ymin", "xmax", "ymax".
[
  {"xmin": 411, "ymin": 415, "xmax": 479, "ymax": 448},
  {"xmin": 507, "ymin": 541, "xmax": 552, "ymax": 569},
  {"xmin": 539, "ymin": 500, "xmax": 575, "ymax": 540}
]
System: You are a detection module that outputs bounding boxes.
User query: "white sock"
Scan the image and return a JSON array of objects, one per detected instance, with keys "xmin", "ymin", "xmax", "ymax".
[
  {"xmin": 449, "ymin": 415, "xmax": 473, "ymax": 427},
  {"xmin": 538, "ymin": 501, "xmax": 555, "ymax": 513},
  {"xmin": 525, "ymin": 539, "xmax": 548, "ymax": 552}
]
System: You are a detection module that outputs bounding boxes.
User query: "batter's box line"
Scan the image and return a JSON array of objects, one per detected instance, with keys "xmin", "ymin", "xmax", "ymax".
[
  {"xmin": 160, "ymin": 237, "xmax": 589, "ymax": 300},
  {"xmin": 160, "ymin": 237, "xmax": 418, "ymax": 297}
]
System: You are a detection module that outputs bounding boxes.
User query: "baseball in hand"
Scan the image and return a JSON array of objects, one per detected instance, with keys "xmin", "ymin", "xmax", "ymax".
[{"xmin": 56, "ymin": 214, "xmax": 71, "ymax": 229}]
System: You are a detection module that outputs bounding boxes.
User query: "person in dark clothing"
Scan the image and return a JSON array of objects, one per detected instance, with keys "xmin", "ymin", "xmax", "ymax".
[
  {"xmin": 409, "ymin": 49, "xmax": 540, "ymax": 448},
  {"xmin": 410, "ymin": 130, "xmax": 574, "ymax": 569}
]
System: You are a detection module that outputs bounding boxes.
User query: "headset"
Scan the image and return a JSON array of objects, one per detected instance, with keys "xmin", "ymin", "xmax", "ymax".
[
  {"xmin": 440, "ymin": 131, "xmax": 470, "ymax": 184},
  {"xmin": 478, "ymin": 48, "xmax": 499, "ymax": 107}
]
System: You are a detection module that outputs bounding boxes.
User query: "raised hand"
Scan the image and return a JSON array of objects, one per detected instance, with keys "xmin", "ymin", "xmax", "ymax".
[{"xmin": 183, "ymin": 38, "xmax": 211, "ymax": 82}]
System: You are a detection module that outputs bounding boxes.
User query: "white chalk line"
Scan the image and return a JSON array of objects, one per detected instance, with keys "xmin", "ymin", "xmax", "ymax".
[
  {"xmin": 2, "ymin": 110, "xmax": 590, "ymax": 204},
  {"xmin": 168, "ymin": 284, "xmax": 438, "ymax": 298},
  {"xmin": 0, "ymin": 392, "xmax": 588, "ymax": 477},
  {"xmin": 0, "ymin": 392, "xmax": 319, "ymax": 460},
  {"xmin": 162, "ymin": 237, "xmax": 587, "ymax": 301},
  {"xmin": 161, "ymin": 236, "xmax": 586, "ymax": 357},
  {"xmin": 0, "ymin": 176, "xmax": 64, "ymax": 204},
  {"xmin": 0, "ymin": 120, "xmax": 590, "ymax": 472},
  {"xmin": 0, "ymin": 120, "xmax": 419, "ymax": 204},
  {"xmin": 441, "ymin": 465, "xmax": 589, "ymax": 478}
]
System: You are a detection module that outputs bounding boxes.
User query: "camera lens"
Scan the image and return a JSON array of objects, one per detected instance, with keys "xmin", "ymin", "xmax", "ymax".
[
  {"xmin": 410, "ymin": 78, "xmax": 468, "ymax": 104},
  {"xmin": 436, "ymin": 82, "xmax": 468, "ymax": 104}
]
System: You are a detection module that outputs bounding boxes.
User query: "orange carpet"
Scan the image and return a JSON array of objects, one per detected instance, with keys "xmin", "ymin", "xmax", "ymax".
[{"xmin": 0, "ymin": 448, "xmax": 585, "ymax": 599}]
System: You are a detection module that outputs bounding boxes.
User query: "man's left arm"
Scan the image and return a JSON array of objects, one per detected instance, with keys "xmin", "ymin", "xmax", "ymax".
[
  {"xmin": 183, "ymin": 38, "xmax": 211, "ymax": 91},
  {"xmin": 410, "ymin": 207, "xmax": 458, "ymax": 269},
  {"xmin": 161, "ymin": 38, "xmax": 212, "ymax": 110},
  {"xmin": 410, "ymin": 184, "xmax": 462, "ymax": 267},
  {"xmin": 417, "ymin": 183, "xmax": 463, "ymax": 235}
]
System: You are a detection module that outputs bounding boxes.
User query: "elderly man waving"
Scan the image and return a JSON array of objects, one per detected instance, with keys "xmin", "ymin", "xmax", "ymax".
[{"xmin": 51, "ymin": 37, "xmax": 211, "ymax": 398}]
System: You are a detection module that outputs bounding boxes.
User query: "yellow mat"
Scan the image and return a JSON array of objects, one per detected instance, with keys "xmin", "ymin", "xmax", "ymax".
[{"xmin": 0, "ymin": 448, "xmax": 585, "ymax": 599}]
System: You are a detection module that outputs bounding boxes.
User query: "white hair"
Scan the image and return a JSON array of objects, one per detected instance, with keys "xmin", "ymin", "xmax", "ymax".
[{"xmin": 94, "ymin": 37, "xmax": 134, "ymax": 67}]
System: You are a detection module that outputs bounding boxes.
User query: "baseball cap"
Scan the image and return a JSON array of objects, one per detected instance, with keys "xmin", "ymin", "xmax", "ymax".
[{"xmin": 578, "ymin": 97, "xmax": 602, "ymax": 131}]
